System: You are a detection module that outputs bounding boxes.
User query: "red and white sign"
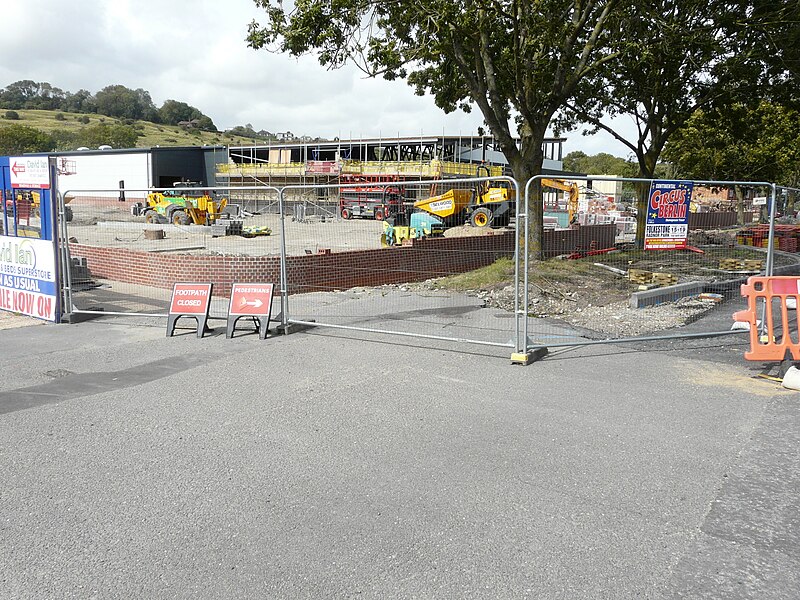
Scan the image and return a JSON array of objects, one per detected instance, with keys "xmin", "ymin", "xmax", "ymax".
[
  {"xmin": 169, "ymin": 283, "xmax": 212, "ymax": 315},
  {"xmin": 228, "ymin": 283, "xmax": 274, "ymax": 316},
  {"xmin": 9, "ymin": 156, "xmax": 51, "ymax": 189}
]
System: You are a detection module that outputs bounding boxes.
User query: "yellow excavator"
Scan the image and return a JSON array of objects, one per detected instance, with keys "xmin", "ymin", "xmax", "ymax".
[{"xmin": 541, "ymin": 178, "xmax": 580, "ymax": 223}]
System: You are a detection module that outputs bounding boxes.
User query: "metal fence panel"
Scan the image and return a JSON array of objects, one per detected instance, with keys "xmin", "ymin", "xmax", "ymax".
[
  {"xmin": 61, "ymin": 184, "xmax": 282, "ymax": 318},
  {"xmin": 520, "ymin": 176, "xmax": 791, "ymax": 354},
  {"xmin": 280, "ymin": 177, "xmax": 521, "ymax": 349}
]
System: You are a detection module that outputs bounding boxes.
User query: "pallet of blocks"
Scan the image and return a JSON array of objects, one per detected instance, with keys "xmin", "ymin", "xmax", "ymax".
[
  {"xmin": 628, "ymin": 269, "xmax": 653, "ymax": 285},
  {"xmin": 742, "ymin": 259, "xmax": 764, "ymax": 271},
  {"xmin": 651, "ymin": 272, "xmax": 678, "ymax": 286},
  {"xmin": 719, "ymin": 258, "xmax": 764, "ymax": 271}
]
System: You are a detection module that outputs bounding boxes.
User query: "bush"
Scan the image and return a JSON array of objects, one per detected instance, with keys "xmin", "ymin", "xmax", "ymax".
[
  {"xmin": 78, "ymin": 115, "xmax": 90, "ymax": 124},
  {"xmin": 4, "ymin": 110, "xmax": 20, "ymax": 120},
  {"xmin": 55, "ymin": 113, "xmax": 66, "ymax": 121}
]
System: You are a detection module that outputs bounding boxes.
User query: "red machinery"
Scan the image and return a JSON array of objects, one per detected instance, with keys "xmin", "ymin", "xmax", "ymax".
[{"xmin": 338, "ymin": 175, "xmax": 404, "ymax": 220}]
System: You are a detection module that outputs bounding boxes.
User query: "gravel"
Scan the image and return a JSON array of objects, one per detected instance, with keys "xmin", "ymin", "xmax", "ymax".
[{"xmin": 387, "ymin": 279, "xmax": 723, "ymax": 339}]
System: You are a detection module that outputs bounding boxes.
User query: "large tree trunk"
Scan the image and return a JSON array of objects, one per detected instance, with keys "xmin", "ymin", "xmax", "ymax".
[
  {"xmin": 635, "ymin": 151, "xmax": 658, "ymax": 249},
  {"xmin": 495, "ymin": 123, "xmax": 547, "ymax": 261}
]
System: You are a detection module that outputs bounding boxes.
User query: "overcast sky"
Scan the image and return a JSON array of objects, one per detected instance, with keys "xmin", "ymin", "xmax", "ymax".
[{"xmin": 1, "ymin": 0, "xmax": 634, "ymax": 158}]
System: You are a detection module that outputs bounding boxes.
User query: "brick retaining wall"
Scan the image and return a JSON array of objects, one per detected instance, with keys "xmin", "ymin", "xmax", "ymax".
[{"xmin": 69, "ymin": 224, "xmax": 617, "ymax": 296}]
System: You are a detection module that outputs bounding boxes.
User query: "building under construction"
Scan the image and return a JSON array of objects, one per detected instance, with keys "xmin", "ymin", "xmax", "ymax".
[{"xmin": 217, "ymin": 135, "xmax": 565, "ymax": 186}]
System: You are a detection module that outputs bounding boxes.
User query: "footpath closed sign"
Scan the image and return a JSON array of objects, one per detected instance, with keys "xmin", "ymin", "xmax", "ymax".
[
  {"xmin": 167, "ymin": 283, "xmax": 212, "ymax": 338},
  {"xmin": 0, "ymin": 235, "xmax": 58, "ymax": 321},
  {"xmin": 227, "ymin": 283, "xmax": 274, "ymax": 339}
]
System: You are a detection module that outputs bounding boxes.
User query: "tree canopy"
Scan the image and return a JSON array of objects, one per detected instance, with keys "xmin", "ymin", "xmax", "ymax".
[
  {"xmin": 665, "ymin": 102, "xmax": 800, "ymax": 185},
  {"xmin": 563, "ymin": 151, "xmax": 637, "ymax": 178},
  {"xmin": 158, "ymin": 100, "xmax": 217, "ymax": 131},
  {"xmin": 664, "ymin": 101, "xmax": 800, "ymax": 220},
  {"xmin": 248, "ymin": 0, "xmax": 623, "ymax": 257},
  {"xmin": 0, "ymin": 81, "xmax": 217, "ymax": 131},
  {"xmin": 0, "ymin": 124, "xmax": 55, "ymax": 155},
  {"xmin": 94, "ymin": 85, "xmax": 159, "ymax": 122}
]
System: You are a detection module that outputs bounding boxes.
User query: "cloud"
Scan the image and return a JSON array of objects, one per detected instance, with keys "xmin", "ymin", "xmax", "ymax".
[{"xmin": 0, "ymin": 0, "xmax": 628, "ymax": 157}]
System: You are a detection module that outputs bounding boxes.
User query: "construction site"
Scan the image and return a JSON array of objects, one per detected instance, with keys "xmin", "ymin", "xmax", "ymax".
[{"xmin": 1, "ymin": 138, "xmax": 792, "ymax": 357}]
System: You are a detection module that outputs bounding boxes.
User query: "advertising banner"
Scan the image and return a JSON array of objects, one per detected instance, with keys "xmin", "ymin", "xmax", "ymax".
[
  {"xmin": 644, "ymin": 180, "xmax": 694, "ymax": 250},
  {"xmin": 0, "ymin": 235, "xmax": 58, "ymax": 321}
]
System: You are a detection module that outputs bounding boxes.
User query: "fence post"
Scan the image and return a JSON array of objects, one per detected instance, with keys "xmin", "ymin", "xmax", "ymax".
[
  {"xmin": 511, "ymin": 177, "xmax": 547, "ymax": 365},
  {"xmin": 278, "ymin": 187, "xmax": 291, "ymax": 333},
  {"xmin": 766, "ymin": 182, "xmax": 778, "ymax": 277}
]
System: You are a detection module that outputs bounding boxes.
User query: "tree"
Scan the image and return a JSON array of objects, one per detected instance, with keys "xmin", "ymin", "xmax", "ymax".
[
  {"xmin": 247, "ymin": 0, "xmax": 623, "ymax": 258},
  {"xmin": 95, "ymin": 85, "xmax": 158, "ymax": 121},
  {"xmin": 663, "ymin": 101, "xmax": 800, "ymax": 222},
  {"xmin": 0, "ymin": 124, "xmax": 54, "ymax": 154},
  {"xmin": 560, "ymin": 0, "xmax": 749, "ymax": 243},
  {"xmin": 63, "ymin": 89, "xmax": 97, "ymax": 114},
  {"xmin": 563, "ymin": 151, "xmax": 637, "ymax": 177},
  {"xmin": 73, "ymin": 123, "xmax": 138, "ymax": 149},
  {"xmin": 195, "ymin": 115, "xmax": 217, "ymax": 132},
  {"xmin": 741, "ymin": 0, "xmax": 800, "ymax": 104},
  {"xmin": 158, "ymin": 100, "xmax": 217, "ymax": 131},
  {"xmin": 159, "ymin": 99, "xmax": 202, "ymax": 125},
  {"xmin": 0, "ymin": 80, "xmax": 41, "ymax": 109}
]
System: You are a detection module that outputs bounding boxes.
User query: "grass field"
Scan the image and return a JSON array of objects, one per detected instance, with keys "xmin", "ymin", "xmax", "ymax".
[{"xmin": 0, "ymin": 109, "xmax": 260, "ymax": 148}]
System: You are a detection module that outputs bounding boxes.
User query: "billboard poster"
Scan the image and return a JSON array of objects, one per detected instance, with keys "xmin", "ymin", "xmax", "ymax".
[
  {"xmin": 644, "ymin": 180, "xmax": 694, "ymax": 250},
  {"xmin": 0, "ymin": 235, "xmax": 58, "ymax": 321}
]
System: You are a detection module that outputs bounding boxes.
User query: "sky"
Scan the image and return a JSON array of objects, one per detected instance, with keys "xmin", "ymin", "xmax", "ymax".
[{"xmin": 1, "ymin": 0, "xmax": 635, "ymax": 159}]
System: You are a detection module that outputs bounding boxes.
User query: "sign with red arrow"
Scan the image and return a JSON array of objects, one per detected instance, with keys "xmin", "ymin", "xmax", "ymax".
[
  {"xmin": 9, "ymin": 156, "xmax": 50, "ymax": 189},
  {"xmin": 226, "ymin": 283, "xmax": 274, "ymax": 339}
]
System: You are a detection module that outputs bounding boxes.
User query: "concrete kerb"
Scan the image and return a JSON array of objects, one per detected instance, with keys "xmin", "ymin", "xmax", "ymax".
[{"xmin": 628, "ymin": 281, "xmax": 706, "ymax": 308}]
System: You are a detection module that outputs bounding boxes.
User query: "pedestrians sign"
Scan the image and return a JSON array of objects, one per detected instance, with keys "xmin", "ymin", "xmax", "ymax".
[
  {"xmin": 167, "ymin": 282, "xmax": 212, "ymax": 338},
  {"xmin": 226, "ymin": 283, "xmax": 274, "ymax": 339}
]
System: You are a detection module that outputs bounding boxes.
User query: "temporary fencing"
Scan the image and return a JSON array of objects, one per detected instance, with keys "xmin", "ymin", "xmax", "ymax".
[
  {"xmin": 53, "ymin": 172, "xmax": 796, "ymax": 361},
  {"xmin": 518, "ymin": 176, "xmax": 786, "ymax": 357},
  {"xmin": 59, "ymin": 177, "xmax": 525, "ymax": 353},
  {"xmin": 278, "ymin": 176, "xmax": 523, "ymax": 350},
  {"xmin": 60, "ymin": 184, "xmax": 281, "ymax": 318}
]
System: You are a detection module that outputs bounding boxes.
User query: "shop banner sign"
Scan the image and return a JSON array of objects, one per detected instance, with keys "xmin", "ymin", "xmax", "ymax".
[{"xmin": 0, "ymin": 235, "xmax": 58, "ymax": 321}]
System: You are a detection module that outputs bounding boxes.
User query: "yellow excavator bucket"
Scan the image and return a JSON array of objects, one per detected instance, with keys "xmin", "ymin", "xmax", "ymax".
[{"xmin": 413, "ymin": 189, "xmax": 473, "ymax": 219}]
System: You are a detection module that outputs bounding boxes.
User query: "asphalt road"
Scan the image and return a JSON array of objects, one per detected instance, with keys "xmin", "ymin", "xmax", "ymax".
[{"xmin": 0, "ymin": 313, "xmax": 796, "ymax": 599}]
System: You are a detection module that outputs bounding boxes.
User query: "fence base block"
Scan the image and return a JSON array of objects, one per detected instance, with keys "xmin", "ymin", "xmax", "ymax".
[
  {"xmin": 511, "ymin": 347, "xmax": 549, "ymax": 365},
  {"xmin": 782, "ymin": 366, "xmax": 800, "ymax": 390}
]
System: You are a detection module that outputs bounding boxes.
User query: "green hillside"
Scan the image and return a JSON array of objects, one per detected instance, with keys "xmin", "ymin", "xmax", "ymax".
[{"xmin": 0, "ymin": 109, "xmax": 262, "ymax": 149}]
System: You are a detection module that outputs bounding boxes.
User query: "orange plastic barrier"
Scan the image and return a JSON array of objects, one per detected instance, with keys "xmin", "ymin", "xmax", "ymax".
[{"xmin": 733, "ymin": 276, "xmax": 800, "ymax": 361}]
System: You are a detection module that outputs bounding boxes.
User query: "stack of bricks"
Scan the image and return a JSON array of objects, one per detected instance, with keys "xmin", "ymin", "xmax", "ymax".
[
  {"xmin": 719, "ymin": 258, "xmax": 764, "ymax": 272},
  {"xmin": 737, "ymin": 224, "xmax": 800, "ymax": 252},
  {"xmin": 628, "ymin": 269, "xmax": 677, "ymax": 287}
]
